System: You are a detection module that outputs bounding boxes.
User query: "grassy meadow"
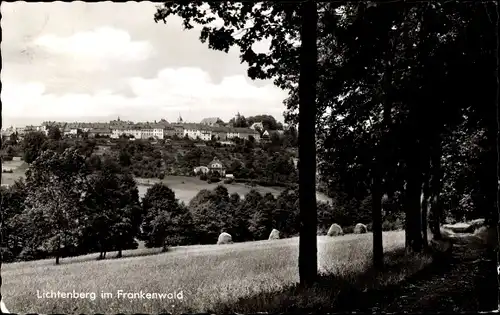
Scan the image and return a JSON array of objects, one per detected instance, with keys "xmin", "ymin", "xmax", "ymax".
[
  {"xmin": 0, "ymin": 162, "xmax": 331, "ymax": 203},
  {"xmin": 1, "ymin": 160, "xmax": 27, "ymax": 186},
  {"xmin": 1, "ymin": 231, "xmax": 433, "ymax": 313},
  {"xmin": 136, "ymin": 175, "xmax": 332, "ymax": 203}
]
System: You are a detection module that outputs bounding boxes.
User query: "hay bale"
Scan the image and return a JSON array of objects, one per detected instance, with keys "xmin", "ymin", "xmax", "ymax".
[
  {"xmin": 354, "ymin": 223, "xmax": 367, "ymax": 234},
  {"xmin": 327, "ymin": 224, "xmax": 343, "ymax": 236},
  {"xmin": 268, "ymin": 229, "xmax": 280, "ymax": 240},
  {"xmin": 442, "ymin": 222, "xmax": 470, "ymax": 233},
  {"xmin": 466, "ymin": 218, "xmax": 485, "ymax": 233},
  {"xmin": 440, "ymin": 227, "xmax": 456, "ymax": 239},
  {"xmin": 217, "ymin": 232, "xmax": 233, "ymax": 245}
]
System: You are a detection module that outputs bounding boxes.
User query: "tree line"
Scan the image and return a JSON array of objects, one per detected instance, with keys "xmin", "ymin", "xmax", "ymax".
[
  {"xmin": 1, "ymin": 147, "xmax": 401, "ymax": 264},
  {"xmin": 154, "ymin": 0, "xmax": 498, "ymax": 285},
  {"xmin": 7, "ymin": 130, "xmax": 299, "ymax": 186}
]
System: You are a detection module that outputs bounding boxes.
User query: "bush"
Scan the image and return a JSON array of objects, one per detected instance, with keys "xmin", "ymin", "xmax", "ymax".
[
  {"xmin": 382, "ymin": 220, "xmax": 394, "ymax": 231},
  {"xmin": 210, "ymin": 176, "xmax": 221, "ymax": 183},
  {"xmin": 223, "ymin": 178, "xmax": 234, "ymax": 184},
  {"xmin": 366, "ymin": 222, "xmax": 373, "ymax": 232},
  {"xmin": 1, "ymin": 247, "xmax": 14, "ymax": 263},
  {"xmin": 343, "ymin": 226, "xmax": 354, "ymax": 234},
  {"xmin": 381, "ymin": 218, "xmax": 405, "ymax": 231},
  {"xmin": 2, "ymin": 155, "xmax": 13, "ymax": 161},
  {"xmin": 200, "ymin": 174, "xmax": 208, "ymax": 181}
]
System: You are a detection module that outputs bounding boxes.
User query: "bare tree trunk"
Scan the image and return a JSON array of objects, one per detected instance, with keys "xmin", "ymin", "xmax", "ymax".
[
  {"xmin": 298, "ymin": 0, "xmax": 318, "ymax": 287},
  {"xmin": 428, "ymin": 137, "xmax": 443, "ymax": 240},
  {"xmin": 371, "ymin": 178, "xmax": 384, "ymax": 269},
  {"xmin": 405, "ymin": 150, "xmax": 423, "ymax": 253},
  {"xmin": 55, "ymin": 239, "xmax": 61, "ymax": 265},
  {"xmin": 421, "ymin": 174, "xmax": 430, "ymax": 248},
  {"xmin": 162, "ymin": 238, "xmax": 168, "ymax": 252}
]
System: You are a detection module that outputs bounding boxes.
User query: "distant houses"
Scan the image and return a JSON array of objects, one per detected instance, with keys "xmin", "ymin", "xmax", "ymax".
[
  {"xmin": 2, "ymin": 116, "xmax": 270, "ymax": 143},
  {"xmin": 207, "ymin": 157, "xmax": 226, "ymax": 176},
  {"xmin": 193, "ymin": 157, "xmax": 226, "ymax": 177}
]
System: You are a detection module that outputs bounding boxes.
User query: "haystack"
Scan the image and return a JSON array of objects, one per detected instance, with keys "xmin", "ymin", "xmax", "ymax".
[
  {"xmin": 354, "ymin": 223, "xmax": 367, "ymax": 234},
  {"xmin": 268, "ymin": 229, "xmax": 280, "ymax": 240},
  {"xmin": 466, "ymin": 218, "xmax": 486, "ymax": 233},
  {"xmin": 217, "ymin": 232, "xmax": 233, "ymax": 245},
  {"xmin": 327, "ymin": 223, "xmax": 343, "ymax": 236}
]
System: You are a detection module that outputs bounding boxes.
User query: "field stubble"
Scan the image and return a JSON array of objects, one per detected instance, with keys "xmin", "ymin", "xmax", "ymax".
[{"xmin": 1, "ymin": 230, "xmax": 433, "ymax": 313}]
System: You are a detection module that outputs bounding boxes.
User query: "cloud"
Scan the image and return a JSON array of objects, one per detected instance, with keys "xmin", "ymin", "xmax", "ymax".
[
  {"xmin": 33, "ymin": 27, "xmax": 155, "ymax": 63},
  {"xmin": 2, "ymin": 67, "xmax": 288, "ymax": 124}
]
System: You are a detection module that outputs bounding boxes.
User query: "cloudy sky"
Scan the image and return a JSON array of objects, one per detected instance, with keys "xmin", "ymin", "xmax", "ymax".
[{"xmin": 1, "ymin": 2, "xmax": 288, "ymax": 128}]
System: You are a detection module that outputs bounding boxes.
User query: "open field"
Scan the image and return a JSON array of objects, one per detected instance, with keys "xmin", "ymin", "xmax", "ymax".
[
  {"xmin": 135, "ymin": 176, "xmax": 332, "ymax": 204},
  {"xmin": 1, "ymin": 161, "xmax": 28, "ymax": 186},
  {"xmin": 0, "ymin": 163, "xmax": 331, "ymax": 203},
  {"xmin": 1, "ymin": 231, "xmax": 433, "ymax": 313}
]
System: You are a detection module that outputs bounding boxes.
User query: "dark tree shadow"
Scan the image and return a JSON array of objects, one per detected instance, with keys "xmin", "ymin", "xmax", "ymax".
[{"xmin": 205, "ymin": 234, "xmax": 496, "ymax": 314}]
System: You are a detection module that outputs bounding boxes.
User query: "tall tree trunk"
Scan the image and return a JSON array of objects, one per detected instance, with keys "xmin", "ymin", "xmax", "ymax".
[
  {"xmin": 421, "ymin": 172, "xmax": 430, "ymax": 248},
  {"xmin": 405, "ymin": 147, "xmax": 423, "ymax": 253},
  {"xmin": 162, "ymin": 238, "xmax": 168, "ymax": 252},
  {"xmin": 55, "ymin": 238, "xmax": 61, "ymax": 265},
  {"xmin": 428, "ymin": 137, "xmax": 443, "ymax": 240},
  {"xmin": 298, "ymin": 0, "xmax": 318, "ymax": 287},
  {"xmin": 371, "ymin": 177, "xmax": 384, "ymax": 269}
]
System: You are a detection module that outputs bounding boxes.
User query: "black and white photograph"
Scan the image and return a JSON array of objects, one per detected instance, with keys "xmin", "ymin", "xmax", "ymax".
[{"xmin": 0, "ymin": 1, "xmax": 498, "ymax": 314}]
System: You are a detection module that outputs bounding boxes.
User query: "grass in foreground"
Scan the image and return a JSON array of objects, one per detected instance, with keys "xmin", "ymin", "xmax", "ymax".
[{"xmin": 1, "ymin": 231, "xmax": 432, "ymax": 313}]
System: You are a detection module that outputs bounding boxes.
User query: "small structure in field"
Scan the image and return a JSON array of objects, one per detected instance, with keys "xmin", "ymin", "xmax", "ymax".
[
  {"xmin": 327, "ymin": 223, "xmax": 343, "ymax": 236},
  {"xmin": 217, "ymin": 232, "xmax": 233, "ymax": 245},
  {"xmin": 269, "ymin": 229, "xmax": 280, "ymax": 240},
  {"xmin": 208, "ymin": 157, "xmax": 226, "ymax": 177},
  {"xmin": 193, "ymin": 166, "xmax": 210, "ymax": 175},
  {"xmin": 354, "ymin": 223, "xmax": 367, "ymax": 234}
]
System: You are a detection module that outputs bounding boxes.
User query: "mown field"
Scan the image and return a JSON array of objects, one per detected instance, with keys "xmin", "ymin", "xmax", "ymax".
[
  {"xmin": 135, "ymin": 176, "xmax": 332, "ymax": 204},
  {"xmin": 1, "ymin": 231, "xmax": 432, "ymax": 314},
  {"xmin": 0, "ymin": 162, "xmax": 331, "ymax": 204},
  {"xmin": 1, "ymin": 160, "xmax": 27, "ymax": 186}
]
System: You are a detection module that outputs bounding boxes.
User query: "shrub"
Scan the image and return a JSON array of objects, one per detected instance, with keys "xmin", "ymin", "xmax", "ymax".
[
  {"xmin": 382, "ymin": 220, "xmax": 394, "ymax": 231},
  {"xmin": 200, "ymin": 174, "xmax": 208, "ymax": 181},
  {"xmin": 343, "ymin": 226, "xmax": 354, "ymax": 234},
  {"xmin": 223, "ymin": 178, "xmax": 234, "ymax": 184},
  {"xmin": 209, "ymin": 176, "xmax": 221, "ymax": 183},
  {"xmin": 2, "ymin": 155, "xmax": 13, "ymax": 161},
  {"xmin": 366, "ymin": 223, "xmax": 373, "ymax": 232},
  {"xmin": 1, "ymin": 247, "xmax": 14, "ymax": 263}
]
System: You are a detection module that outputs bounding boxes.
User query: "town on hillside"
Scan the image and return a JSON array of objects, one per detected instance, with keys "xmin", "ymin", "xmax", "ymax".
[
  {"xmin": 1, "ymin": 114, "xmax": 290, "ymax": 143},
  {"xmin": 1, "ymin": 1, "xmax": 496, "ymax": 314}
]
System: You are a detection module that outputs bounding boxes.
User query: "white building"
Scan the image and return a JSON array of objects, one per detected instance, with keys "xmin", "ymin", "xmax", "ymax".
[
  {"xmin": 183, "ymin": 124, "xmax": 213, "ymax": 141},
  {"xmin": 141, "ymin": 128, "xmax": 165, "ymax": 140},
  {"xmin": 111, "ymin": 127, "xmax": 142, "ymax": 139},
  {"xmin": 250, "ymin": 122, "xmax": 264, "ymax": 131}
]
